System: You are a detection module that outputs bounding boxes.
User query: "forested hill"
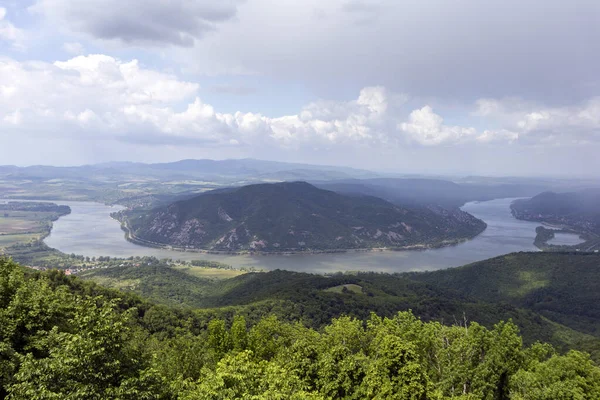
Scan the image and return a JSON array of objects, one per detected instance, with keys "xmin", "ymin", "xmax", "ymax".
[
  {"xmin": 511, "ymin": 189, "xmax": 600, "ymax": 234},
  {"xmin": 117, "ymin": 181, "xmax": 486, "ymax": 252},
  {"xmin": 3, "ymin": 257, "xmax": 600, "ymax": 399},
  {"xmin": 79, "ymin": 252, "xmax": 600, "ymax": 360},
  {"xmin": 410, "ymin": 252, "xmax": 600, "ymax": 338}
]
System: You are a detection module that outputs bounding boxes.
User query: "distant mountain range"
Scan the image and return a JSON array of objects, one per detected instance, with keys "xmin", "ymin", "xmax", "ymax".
[
  {"xmin": 2, "ymin": 158, "xmax": 598, "ymax": 208},
  {"xmin": 314, "ymin": 178, "xmax": 553, "ymax": 208},
  {"xmin": 116, "ymin": 181, "xmax": 486, "ymax": 253},
  {"xmin": 0, "ymin": 158, "xmax": 380, "ymax": 183}
]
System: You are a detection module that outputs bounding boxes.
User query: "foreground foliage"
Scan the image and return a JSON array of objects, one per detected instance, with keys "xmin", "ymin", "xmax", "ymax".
[{"xmin": 1, "ymin": 258, "xmax": 600, "ymax": 399}]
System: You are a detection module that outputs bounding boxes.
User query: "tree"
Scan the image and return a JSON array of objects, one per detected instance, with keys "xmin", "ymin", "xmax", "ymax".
[
  {"xmin": 9, "ymin": 298, "xmax": 166, "ymax": 399},
  {"xmin": 509, "ymin": 350, "xmax": 600, "ymax": 399},
  {"xmin": 208, "ymin": 319, "xmax": 231, "ymax": 359},
  {"xmin": 231, "ymin": 315, "xmax": 248, "ymax": 352},
  {"xmin": 360, "ymin": 334, "xmax": 431, "ymax": 399}
]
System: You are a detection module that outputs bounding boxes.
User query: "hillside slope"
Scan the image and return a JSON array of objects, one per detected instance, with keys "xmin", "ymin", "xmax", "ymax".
[
  {"xmin": 117, "ymin": 181, "xmax": 486, "ymax": 252},
  {"xmin": 79, "ymin": 253, "xmax": 600, "ymax": 359},
  {"xmin": 410, "ymin": 252, "xmax": 600, "ymax": 337}
]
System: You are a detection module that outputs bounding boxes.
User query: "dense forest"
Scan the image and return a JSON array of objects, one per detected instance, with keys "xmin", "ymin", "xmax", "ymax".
[
  {"xmin": 79, "ymin": 252, "xmax": 600, "ymax": 360},
  {"xmin": 2, "ymin": 257, "xmax": 600, "ymax": 399}
]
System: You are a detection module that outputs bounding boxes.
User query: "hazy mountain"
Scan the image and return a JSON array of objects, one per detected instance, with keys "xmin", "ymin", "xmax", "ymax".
[
  {"xmin": 511, "ymin": 189, "xmax": 600, "ymax": 234},
  {"xmin": 117, "ymin": 181, "xmax": 486, "ymax": 252},
  {"xmin": 314, "ymin": 178, "xmax": 551, "ymax": 208},
  {"xmin": 0, "ymin": 158, "xmax": 380, "ymax": 183}
]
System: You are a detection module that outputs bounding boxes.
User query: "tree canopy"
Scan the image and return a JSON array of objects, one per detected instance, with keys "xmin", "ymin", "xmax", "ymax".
[{"xmin": 1, "ymin": 257, "xmax": 600, "ymax": 399}]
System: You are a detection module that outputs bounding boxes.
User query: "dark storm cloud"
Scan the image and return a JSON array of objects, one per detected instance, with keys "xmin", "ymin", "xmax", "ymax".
[
  {"xmin": 187, "ymin": 0, "xmax": 600, "ymax": 105},
  {"xmin": 32, "ymin": 0, "xmax": 243, "ymax": 46}
]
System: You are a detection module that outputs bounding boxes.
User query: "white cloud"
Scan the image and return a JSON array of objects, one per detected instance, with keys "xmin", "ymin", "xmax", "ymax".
[
  {"xmin": 476, "ymin": 129, "xmax": 519, "ymax": 143},
  {"xmin": 399, "ymin": 106, "xmax": 476, "ymax": 145},
  {"xmin": 0, "ymin": 55, "xmax": 200, "ymax": 142},
  {"xmin": 53, "ymin": 54, "xmax": 200, "ymax": 103},
  {"xmin": 0, "ymin": 7, "xmax": 25, "ymax": 49},
  {"xmin": 2, "ymin": 54, "xmax": 600, "ymax": 157},
  {"xmin": 0, "ymin": 58, "xmax": 410, "ymax": 148},
  {"xmin": 473, "ymin": 97, "xmax": 600, "ymax": 144}
]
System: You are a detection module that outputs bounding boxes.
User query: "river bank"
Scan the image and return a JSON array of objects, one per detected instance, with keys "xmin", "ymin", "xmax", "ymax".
[
  {"xmin": 114, "ymin": 213, "xmax": 484, "ymax": 256},
  {"xmin": 35, "ymin": 198, "xmax": 540, "ymax": 273}
]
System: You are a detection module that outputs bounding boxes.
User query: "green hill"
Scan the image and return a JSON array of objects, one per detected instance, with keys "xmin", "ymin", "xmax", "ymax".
[
  {"xmin": 409, "ymin": 252, "xmax": 600, "ymax": 337},
  {"xmin": 79, "ymin": 253, "xmax": 600, "ymax": 359},
  {"xmin": 117, "ymin": 181, "xmax": 486, "ymax": 252}
]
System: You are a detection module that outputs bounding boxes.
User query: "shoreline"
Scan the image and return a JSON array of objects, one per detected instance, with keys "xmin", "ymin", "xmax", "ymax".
[{"xmin": 114, "ymin": 215, "xmax": 487, "ymax": 256}]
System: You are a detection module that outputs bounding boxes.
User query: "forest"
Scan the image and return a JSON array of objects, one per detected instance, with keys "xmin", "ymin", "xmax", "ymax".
[{"xmin": 2, "ymin": 257, "xmax": 600, "ymax": 399}]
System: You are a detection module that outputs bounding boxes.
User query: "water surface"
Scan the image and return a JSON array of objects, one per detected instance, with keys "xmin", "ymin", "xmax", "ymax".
[{"xmin": 41, "ymin": 198, "xmax": 540, "ymax": 273}]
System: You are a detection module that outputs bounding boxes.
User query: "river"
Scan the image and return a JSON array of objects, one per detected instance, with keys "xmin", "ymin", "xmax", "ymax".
[{"xmin": 37, "ymin": 198, "xmax": 541, "ymax": 273}]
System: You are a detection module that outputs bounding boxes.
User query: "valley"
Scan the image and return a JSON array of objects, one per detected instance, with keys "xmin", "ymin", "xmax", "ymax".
[
  {"xmin": 1, "ymin": 161, "xmax": 600, "ymax": 399},
  {"xmin": 25, "ymin": 197, "xmax": 540, "ymax": 273}
]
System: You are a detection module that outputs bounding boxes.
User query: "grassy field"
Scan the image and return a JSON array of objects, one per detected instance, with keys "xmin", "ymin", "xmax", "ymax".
[
  {"xmin": 0, "ymin": 214, "xmax": 52, "ymax": 234},
  {"xmin": 0, "ymin": 210, "xmax": 54, "ymax": 250},
  {"xmin": 0, "ymin": 233, "xmax": 40, "ymax": 248},
  {"xmin": 0, "ymin": 202, "xmax": 74, "ymax": 267},
  {"xmin": 324, "ymin": 283, "xmax": 364, "ymax": 294},
  {"xmin": 171, "ymin": 264, "xmax": 246, "ymax": 280}
]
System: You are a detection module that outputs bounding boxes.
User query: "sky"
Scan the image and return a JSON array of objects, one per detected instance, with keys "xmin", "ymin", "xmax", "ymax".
[{"xmin": 0, "ymin": 0, "xmax": 599, "ymax": 177}]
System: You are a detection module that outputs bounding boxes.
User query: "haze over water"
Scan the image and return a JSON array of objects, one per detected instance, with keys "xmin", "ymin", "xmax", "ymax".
[{"xmin": 41, "ymin": 198, "xmax": 540, "ymax": 273}]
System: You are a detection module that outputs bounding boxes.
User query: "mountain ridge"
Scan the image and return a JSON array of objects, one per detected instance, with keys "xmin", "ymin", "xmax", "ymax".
[{"xmin": 116, "ymin": 181, "xmax": 486, "ymax": 253}]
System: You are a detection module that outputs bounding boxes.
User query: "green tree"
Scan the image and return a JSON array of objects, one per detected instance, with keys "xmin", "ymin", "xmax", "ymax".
[
  {"xmin": 8, "ymin": 298, "xmax": 165, "ymax": 399},
  {"xmin": 360, "ymin": 334, "xmax": 431, "ymax": 399},
  {"xmin": 231, "ymin": 315, "xmax": 248, "ymax": 352},
  {"xmin": 509, "ymin": 350, "xmax": 600, "ymax": 400},
  {"xmin": 208, "ymin": 319, "xmax": 231, "ymax": 359}
]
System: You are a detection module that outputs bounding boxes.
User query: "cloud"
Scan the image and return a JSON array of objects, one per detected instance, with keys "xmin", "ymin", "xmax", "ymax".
[
  {"xmin": 62, "ymin": 42, "xmax": 85, "ymax": 55},
  {"xmin": 3, "ymin": 109, "xmax": 21, "ymax": 125},
  {"xmin": 2, "ymin": 54, "xmax": 600, "ymax": 160},
  {"xmin": 476, "ymin": 129, "xmax": 519, "ymax": 143},
  {"xmin": 208, "ymin": 84, "xmax": 257, "ymax": 96},
  {"xmin": 0, "ymin": 55, "xmax": 200, "ymax": 142},
  {"xmin": 473, "ymin": 97, "xmax": 600, "ymax": 144},
  {"xmin": 341, "ymin": 0, "xmax": 385, "ymax": 24},
  {"xmin": 399, "ymin": 106, "xmax": 476, "ymax": 145},
  {"xmin": 176, "ymin": 0, "xmax": 600, "ymax": 105},
  {"xmin": 30, "ymin": 0, "xmax": 243, "ymax": 47},
  {"xmin": 0, "ymin": 7, "xmax": 25, "ymax": 49},
  {"xmin": 0, "ymin": 58, "xmax": 410, "ymax": 148},
  {"xmin": 53, "ymin": 54, "xmax": 200, "ymax": 103}
]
